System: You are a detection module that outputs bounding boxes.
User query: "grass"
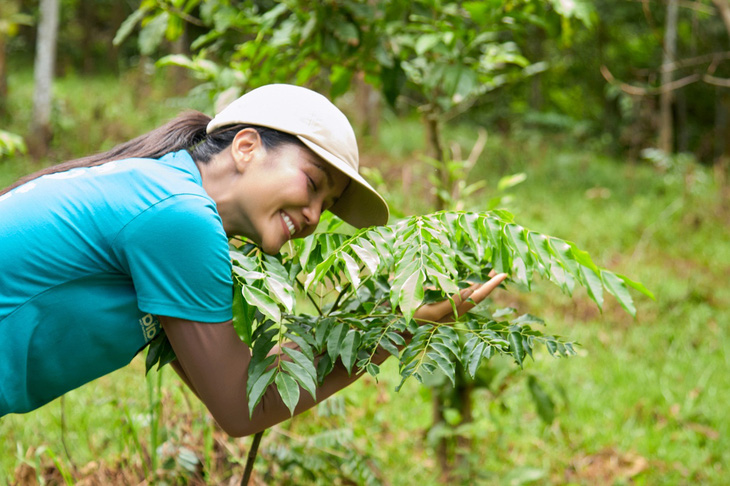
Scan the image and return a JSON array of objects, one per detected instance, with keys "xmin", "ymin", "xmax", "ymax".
[{"xmin": 2, "ymin": 69, "xmax": 729, "ymax": 484}]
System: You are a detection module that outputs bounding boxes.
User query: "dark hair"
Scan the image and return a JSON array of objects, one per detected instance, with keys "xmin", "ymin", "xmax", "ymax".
[{"xmin": 0, "ymin": 111, "xmax": 304, "ymax": 196}]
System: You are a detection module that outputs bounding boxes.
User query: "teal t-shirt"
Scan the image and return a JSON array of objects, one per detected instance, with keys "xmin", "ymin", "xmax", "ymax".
[{"xmin": 0, "ymin": 151, "xmax": 233, "ymax": 415}]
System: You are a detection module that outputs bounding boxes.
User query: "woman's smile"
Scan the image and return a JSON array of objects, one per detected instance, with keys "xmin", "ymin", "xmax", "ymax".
[
  {"xmin": 281, "ymin": 211, "xmax": 297, "ymax": 238},
  {"xmin": 206, "ymin": 132, "xmax": 350, "ymax": 254}
]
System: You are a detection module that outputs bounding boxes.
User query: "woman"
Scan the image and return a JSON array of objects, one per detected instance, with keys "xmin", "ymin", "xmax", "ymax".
[{"xmin": 0, "ymin": 84, "xmax": 506, "ymax": 435}]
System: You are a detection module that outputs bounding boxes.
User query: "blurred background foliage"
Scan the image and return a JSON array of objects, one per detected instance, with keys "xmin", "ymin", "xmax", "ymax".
[{"xmin": 1, "ymin": 0, "xmax": 729, "ymax": 484}]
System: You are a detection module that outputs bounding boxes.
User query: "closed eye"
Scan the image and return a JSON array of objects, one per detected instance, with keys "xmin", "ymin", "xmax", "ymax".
[{"xmin": 307, "ymin": 175, "xmax": 317, "ymax": 191}]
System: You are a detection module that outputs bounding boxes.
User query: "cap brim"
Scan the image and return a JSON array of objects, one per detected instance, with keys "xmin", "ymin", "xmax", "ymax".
[{"xmin": 298, "ymin": 137, "xmax": 389, "ymax": 228}]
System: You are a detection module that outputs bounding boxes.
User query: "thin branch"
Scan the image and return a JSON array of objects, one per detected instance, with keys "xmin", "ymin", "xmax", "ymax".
[
  {"xmin": 602, "ymin": 64, "xmax": 730, "ymax": 93},
  {"xmin": 631, "ymin": 52, "xmax": 730, "ymax": 77},
  {"xmin": 601, "ymin": 65, "xmax": 701, "ymax": 95},
  {"xmin": 330, "ymin": 282, "xmax": 352, "ymax": 312},
  {"xmin": 295, "ymin": 277, "xmax": 323, "ymax": 316},
  {"xmin": 629, "ymin": 0, "xmax": 717, "ymax": 15},
  {"xmin": 704, "ymin": 74, "xmax": 730, "ymax": 87},
  {"xmin": 155, "ymin": 0, "xmax": 205, "ymax": 27},
  {"xmin": 664, "ymin": 51, "xmax": 730, "ymax": 73},
  {"xmin": 466, "ymin": 128, "xmax": 488, "ymax": 167},
  {"xmin": 712, "ymin": 0, "xmax": 730, "ymax": 34}
]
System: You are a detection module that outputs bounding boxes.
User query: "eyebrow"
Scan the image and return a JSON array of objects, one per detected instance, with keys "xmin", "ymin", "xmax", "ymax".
[{"xmin": 311, "ymin": 159, "xmax": 335, "ymax": 189}]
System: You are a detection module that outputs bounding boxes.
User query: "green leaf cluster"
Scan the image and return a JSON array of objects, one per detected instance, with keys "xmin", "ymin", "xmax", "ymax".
[
  {"xmin": 228, "ymin": 210, "xmax": 652, "ymax": 414},
  {"xmin": 0, "ymin": 129, "xmax": 27, "ymax": 158},
  {"xmin": 117, "ymin": 0, "xmax": 589, "ymax": 113}
]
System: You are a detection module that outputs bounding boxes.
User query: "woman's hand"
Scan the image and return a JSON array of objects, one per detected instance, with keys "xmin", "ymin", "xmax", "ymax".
[{"xmin": 413, "ymin": 271, "xmax": 509, "ymax": 324}]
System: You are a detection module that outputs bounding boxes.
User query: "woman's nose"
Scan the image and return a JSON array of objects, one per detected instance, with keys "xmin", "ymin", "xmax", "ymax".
[{"xmin": 302, "ymin": 200, "xmax": 323, "ymax": 227}]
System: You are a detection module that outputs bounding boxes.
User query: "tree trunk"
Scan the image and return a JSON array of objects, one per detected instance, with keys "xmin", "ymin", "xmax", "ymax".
[
  {"xmin": 659, "ymin": 0, "xmax": 678, "ymax": 154},
  {"xmin": 676, "ymin": 86, "xmax": 688, "ymax": 152},
  {"xmin": 423, "ymin": 112, "xmax": 447, "ymax": 211},
  {"xmin": 80, "ymin": 0, "xmax": 94, "ymax": 74},
  {"xmin": 713, "ymin": 0, "xmax": 730, "ymax": 34},
  {"xmin": 354, "ymin": 71, "xmax": 381, "ymax": 140},
  {"xmin": 110, "ymin": 1, "xmax": 128, "ymax": 72},
  {"xmin": 432, "ymin": 368, "xmax": 475, "ymax": 483},
  {"xmin": 30, "ymin": 0, "xmax": 60, "ymax": 159}
]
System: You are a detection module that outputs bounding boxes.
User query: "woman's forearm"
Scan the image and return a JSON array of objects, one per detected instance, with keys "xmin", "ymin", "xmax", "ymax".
[{"xmin": 162, "ymin": 317, "xmax": 393, "ymax": 437}]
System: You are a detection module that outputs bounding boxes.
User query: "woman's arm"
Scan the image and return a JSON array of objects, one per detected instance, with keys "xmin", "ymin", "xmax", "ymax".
[
  {"xmin": 162, "ymin": 272, "xmax": 507, "ymax": 437},
  {"xmin": 161, "ymin": 316, "xmax": 390, "ymax": 437}
]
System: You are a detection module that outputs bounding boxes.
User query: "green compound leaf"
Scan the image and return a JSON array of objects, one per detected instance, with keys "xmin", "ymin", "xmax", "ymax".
[
  {"xmin": 145, "ymin": 332, "xmax": 176, "ymax": 375},
  {"xmin": 242, "ymin": 285, "xmax": 281, "ymax": 323},
  {"xmin": 232, "ymin": 285, "xmax": 254, "ymax": 346},
  {"xmin": 601, "ymin": 270, "xmax": 636, "ymax": 317},
  {"xmin": 580, "ymin": 264, "xmax": 604, "ymax": 310},
  {"xmin": 527, "ymin": 231, "xmax": 551, "ymax": 276},
  {"xmin": 265, "ymin": 276, "xmax": 295, "ymax": 313},
  {"xmin": 508, "ymin": 328, "xmax": 526, "ymax": 367},
  {"xmin": 366, "ymin": 362, "xmax": 380, "ymax": 377},
  {"xmin": 340, "ymin": 252, "xmax": 361, "ymax": 289},
  {"xmin": 327, "ymin": 322, "xmax": 348, "ymax": 362},
  {"xmin": 230, "ymin": 209, "xmax": 650, "ymax": 408},
  {"xmin": 275, "ymin": 371, "xmax": 300, "ymax": 416},
  {"xmin": 504, "ymin": 224, "xmax": 531, "ymax": 267},
  {"xmin": 340, "ymin": 329, "xmax": 362, "ymax": 374},
  {"xmin": 282, "ymin": 347, "xmax": 317, "ymax": 394},
  {"xmin": 462, "ymin": 335, "xmax": 487, "ymax": 379},
  {"xmin": 618, "ymin": 273, "xmax": 656, "ymax": 300},
  {"xmin": 351, "ymin": 241, "xmax": 379, "ymax": 274},
  {"xmin": 427, "ymin": 348, "xmax": 456, "ymax": 386},
  {"xmin": 247, "ymin": 367, "xmax": 276, "ymax": 418},
  {"xmin": 398, "ymin": 269, "xmax": 425, "ymax": 323}
]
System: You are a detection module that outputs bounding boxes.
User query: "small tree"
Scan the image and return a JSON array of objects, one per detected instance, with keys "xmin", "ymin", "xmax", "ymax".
[{"xmin": 124, "ymin": 1, "xmax": 650, "ymax": 481}]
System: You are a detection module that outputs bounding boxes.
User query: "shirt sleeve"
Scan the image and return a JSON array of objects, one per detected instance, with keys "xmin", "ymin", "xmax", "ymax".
[{"xmin": 112, "ymin": 194, "xmax": 233, "ymax": 323}]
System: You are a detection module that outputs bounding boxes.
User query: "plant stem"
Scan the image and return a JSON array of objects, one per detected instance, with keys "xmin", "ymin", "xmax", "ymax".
[
  {"xmin": 330, "ymin": 282, "xmax": 351, "ymax": 312},
  {"xmin": 296, "ymin": 277, "xmax": 323, "ymax": 316},
  {"xmin": 241, "ymin": 430, "xmax": 264, "ymax": 485}
]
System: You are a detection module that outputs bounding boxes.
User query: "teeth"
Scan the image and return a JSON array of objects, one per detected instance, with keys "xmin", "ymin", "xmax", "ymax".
[{"xmin": 282, "ymin": 212, "xmax": 295, "ymax": 236}]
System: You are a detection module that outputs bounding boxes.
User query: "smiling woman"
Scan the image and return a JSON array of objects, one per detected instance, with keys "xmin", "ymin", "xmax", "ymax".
[{"xmin": 0, "ymin": 84, "xmax": 507, "ymax": 435}]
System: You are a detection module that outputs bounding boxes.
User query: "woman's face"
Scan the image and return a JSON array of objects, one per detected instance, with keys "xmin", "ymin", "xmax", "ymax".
[{"xmin": 230, "ymin": 140, "xmax": 349, "ymax": 254}]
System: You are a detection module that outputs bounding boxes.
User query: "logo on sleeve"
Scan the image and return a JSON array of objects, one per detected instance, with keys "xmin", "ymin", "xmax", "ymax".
[{"xmin": 139, "ymin": 313, "xmax": 161, "ymax": 342}]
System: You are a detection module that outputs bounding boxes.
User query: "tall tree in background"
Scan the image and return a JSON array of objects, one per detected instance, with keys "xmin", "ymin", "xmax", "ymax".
[
  {"xmin": 659, "ymin": 0, "xmax": 679, "ymax": 154},
  {"xmin": 30, "ymin": 0, "xmax": 59, "ymax": 158}
]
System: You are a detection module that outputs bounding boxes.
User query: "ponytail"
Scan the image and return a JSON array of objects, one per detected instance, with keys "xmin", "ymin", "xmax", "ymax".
[{"xmin": 1, "ymin": 110, "xmax": 305, "ymax": 196}]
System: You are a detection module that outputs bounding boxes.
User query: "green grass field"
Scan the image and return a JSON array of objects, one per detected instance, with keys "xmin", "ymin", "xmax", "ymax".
[{"xmin": 1, "ymin": 70, "xmax": 728, "ymax": 485}]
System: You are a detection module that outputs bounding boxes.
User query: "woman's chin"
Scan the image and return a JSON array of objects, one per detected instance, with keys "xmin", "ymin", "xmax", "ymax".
[
  {"xmin": 262, "ymin": 246, "xmax": 281, "ymax": 255},
  {"xmin": 260, "ymin": 237, "xmax": 287, "ymax": 255}
]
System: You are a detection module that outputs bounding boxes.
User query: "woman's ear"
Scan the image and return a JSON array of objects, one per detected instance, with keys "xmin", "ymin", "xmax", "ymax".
[{"xmin": 230, "ymin": 128, "xmax": 264, "ymax": 173}]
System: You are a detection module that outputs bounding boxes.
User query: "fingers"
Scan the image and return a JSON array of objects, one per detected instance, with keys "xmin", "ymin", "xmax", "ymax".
[
  {"xmin": 413, "ymin": 273, "xmax": 508, "ymax": 323},
  {"xmin": 454, "ymin": 273, "xmax": 508, "ymax": 316},
  {"xmin": 413, "ymin": 285, "xmax": 474, "ymax": 323}
]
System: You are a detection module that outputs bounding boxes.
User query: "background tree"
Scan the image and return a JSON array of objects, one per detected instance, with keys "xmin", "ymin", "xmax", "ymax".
[
  {"xmin": 30, "ymin": 0, "xmax": 59, "ymax": 158},
  {"xmin": 660, "ymin": 0, "xmax": 679, "ymax": 154}
]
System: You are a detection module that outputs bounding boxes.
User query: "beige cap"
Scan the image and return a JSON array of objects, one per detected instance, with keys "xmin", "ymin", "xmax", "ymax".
[{"xmin": 207, "ymin": 84, "xmax": 389, "ymax": 228}]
